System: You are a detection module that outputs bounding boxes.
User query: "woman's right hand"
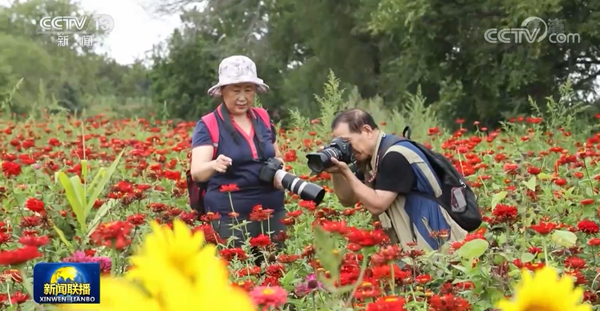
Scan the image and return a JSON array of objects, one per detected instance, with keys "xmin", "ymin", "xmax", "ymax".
[{"xmin": 212, "ymin": 154, "xmax": 232, "ymax": 173}]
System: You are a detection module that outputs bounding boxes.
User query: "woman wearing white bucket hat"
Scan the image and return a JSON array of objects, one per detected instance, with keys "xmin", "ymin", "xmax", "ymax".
[{"xmin": 187, "ymin": 55, "xmax": 287, "ymax": 256}]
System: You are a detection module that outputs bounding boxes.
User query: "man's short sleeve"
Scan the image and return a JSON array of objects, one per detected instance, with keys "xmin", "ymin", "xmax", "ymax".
[
  {"xmin": 374, "ymin": 151, "xmax": 415, "ymax": 193},
  {"xmin": 191, "ymin": 120, "xmax": 213, "ymax": 148}
]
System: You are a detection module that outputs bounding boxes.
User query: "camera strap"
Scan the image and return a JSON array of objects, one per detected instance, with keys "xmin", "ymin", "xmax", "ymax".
[
  {"xmin": 218, "ymin": 105, "xmax": 242, "ymax": 145},
  {"xmin": 371, "ymin": 134, "xmax": 404, "ymax": 185},
  {"xmin": 218, "ymin": 104, "xmax": 267, "ymax": 161},
  {"xmin": 249, "ymin": 112, "xmax": 267, "ymax": 161}
]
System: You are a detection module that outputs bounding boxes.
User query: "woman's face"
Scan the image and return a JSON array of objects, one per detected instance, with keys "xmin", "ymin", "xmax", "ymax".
[{"xmin": 221, "ymin": 83, "xmax": 256, "ymax": 115}]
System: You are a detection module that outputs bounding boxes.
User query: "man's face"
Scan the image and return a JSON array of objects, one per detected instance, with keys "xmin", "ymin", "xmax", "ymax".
[{"xmin": 332, "ymin": 122, "xmax": 375, "ymax": 162}]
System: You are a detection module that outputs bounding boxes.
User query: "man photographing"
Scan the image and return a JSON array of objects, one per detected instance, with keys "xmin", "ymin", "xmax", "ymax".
[{"xmin": 321, "ymin": 108, "xmax": 471, "ymax": 251}]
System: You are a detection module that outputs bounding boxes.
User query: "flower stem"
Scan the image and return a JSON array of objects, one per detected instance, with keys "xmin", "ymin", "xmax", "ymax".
[
  {"xmin": 18, "ymin": 266, "xmax": 33, "ymax": 297},
  {"xmin": 389, "ymin": 262, "xmax": 396, "ymax": 295},
  {"xmin": 111, "ymin": 247, "xmax": 118, "ymax": 275},
  {"xmin": 542, "ymin": 238, "xmax": 549, "ymax": 263},
  {"xmin": 6, "ymin": 279, "xmax": 12, "ymax": 307},
  {"xmin": 344, "ymin": 251, "xmax": 369, "ymax": 308}
]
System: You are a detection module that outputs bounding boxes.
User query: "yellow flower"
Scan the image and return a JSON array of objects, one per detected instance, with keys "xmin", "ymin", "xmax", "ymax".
[
  {"xmin": 60, "ymin": 277, "xmax": 161, "ymax": 311},
  {"xmin": 126, "ymin": 220, "xmax": 208, "ymax": 294},
  {"xmin": 496, "ymin": 266, "xmax": 592, "ymax": 311},
  {"xmin": 60, "ymin": 220, "xmax": 255, "ymax": 311}
]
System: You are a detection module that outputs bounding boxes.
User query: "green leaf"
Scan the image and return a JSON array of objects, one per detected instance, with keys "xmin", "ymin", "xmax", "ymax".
[
  {"xmin": 69, "ymin": 175, "xmax": 88, "ymax": 228},
  {"xmin": 537, "ymin": 173, "xmax": 553, "ymax": 180},
  {"xmin": 491, "ymin": 191, "xmax": 507, "ymax": 209},
  {"xmin": 316, "ymin": 273, "xmax": 337, "ymax": 293},
  {"xmin": 16, "ymin": 300, "xmax": 37, "ymax": 311},
  {"xmin": 551, "ymin": 230, "xmax": 577, "ymax": 247},
  {"xmin": 565, "ymin": 186, "xmax": 575, "ymax": 197},
  {"xmin": 81, "ymin": 159, "xmax": 88, "ymax": 181},
  {"xmin": 86, "ymin": 199, "xmax": 118, "ymax": 237},
  {"xmin": 17, "ymin": 266, "xmax": 34, "ymax": 298},
  {"xmin": 520, "ymin": 252, "xmax": 535, "ymax": 263},
  {"xmin": 280, "ymin": 269, "xmax": 297, "ymax": 286},
  {"xmin": 86, "ymin": 151, "xmax": 124, "ymax": 215},
  {"xmin": 87, "ymin": 168, "xmax": 105, "ymax": 197},
  {"xmin": 493, "ymin": 254, "xmax": 509, "ymax": 264},
  {"xmin": 51, "ymin": 223, "xmax": 74, "ymax": 253},
  {"xmin": 485, "ymin": 287, "xmax": 506, "ymax": 303},
  {"xmin": 456, "ymin": 239, "xmax": 489, "ymax": 260},
  {"xmin": 523, "ymin": 176, "xmax": 536, "ymax": 191},
  {"xmin": 313, "ymin": 226, "xmax": 342, "ymax": 283},
  {"xmin": 57, "ymin": 171, "xmax": 86, "ymax": 233}
]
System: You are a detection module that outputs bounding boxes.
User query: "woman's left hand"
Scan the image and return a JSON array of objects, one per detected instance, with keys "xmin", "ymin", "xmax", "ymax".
[{"xmin": 274, "ymin": 157, "xmax": 285, "ymax": 190}]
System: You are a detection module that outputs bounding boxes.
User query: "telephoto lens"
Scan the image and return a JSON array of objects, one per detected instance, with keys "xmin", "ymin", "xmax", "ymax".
[
  {"xmin": 306, "ymin": 148, "xmax": 342, "ymax": 174},
  {"xmin": 305, "ymin": 137, "xmax": 354, "ymax": 174},
  {"xmin": 274, "ymin": 170, "xmax": 326, "ymax": 205}
]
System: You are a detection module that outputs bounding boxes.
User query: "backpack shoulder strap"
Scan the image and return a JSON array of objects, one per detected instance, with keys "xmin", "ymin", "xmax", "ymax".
[
  {"xmin": 252, "ymin": 107, "xmax": 271, "ymax": 128},
  {"xmin": 376, "ymin": 134, "xmax": 404, "ymax": 163},
  {"xmin": 201, "ymin": 111, "xmax": 219, "ymax": 158},
  {"xmin": 372, "ymin": 134, "xmax": 404, "ymax": 183}
]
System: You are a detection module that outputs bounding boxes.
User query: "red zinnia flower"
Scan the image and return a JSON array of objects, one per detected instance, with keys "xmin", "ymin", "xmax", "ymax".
[
  {"xmin": 89, "ymin": 221, "xmax": 134, "ymax": 250},
  {"xmin": 366, "ymin": 296, "xmax": 407, "ymax": 311},
  {"xmin": 219, "ymin": 184, "xmax": 239, "ymax": 192},
  {"xmin": 428, "ymin": 293, "xmax": 471, "ymax": 311},
  {"xmin": 18, "ymin": 235, "xmax": 50, "ymax": 247},
  {"xmin": 577, "ymin": 220, "xmax": 599, "ymax": 234},
  {"xmin": 249, "ymin": 234, "xmax": 272, "ymax": 248},
  {"xmin": 220, "ymin": 248, "xmax": 249, "ymax": 262},
  {"xmin": 249, "ymin": 205, "xmax": 274, "ymax": 222},
  {"xmin": 503, "ymin": 163, "xmax": 519, "ymax": 174},
  {"xmin": 298, "ymin": 200, "xmax": 317, "ymax": 211},
  {"xmin": 345, "ymin": 228, "xmax": 389, "ymax": 247},
  {"xmin": 492, "ymin": 204, "xmax": 518, "ymax": 223},
  {"xmin": 1, "ymin": 161, "xmax": 21, "ymax": 178},
  {"xmin": 24, "ymin": 198, "xmax": 45, "ymax": 214},
  {"xmin": 0, "ymin": 246, "xmax": 42, "ymax": 266},
  {"xmin": 587, "ymin": 238, "xmax": 600, "ymax": 246},
  {"xmin": 529, "ymin": 222, "xmax": 556, "ymax": 235},
  {"xmin": 415, "ymin": 274, "xmax": 433, "ymax": 284},
  {"xmin": 1, "ymin": 269, "xmax": 22, "ymax": 283},
  {"xmin": 564, "ymin": 256, "xmax": 586, "ymax": 269}
]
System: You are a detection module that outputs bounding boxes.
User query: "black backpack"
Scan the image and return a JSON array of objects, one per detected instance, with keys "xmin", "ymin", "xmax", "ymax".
[{"xmin": 377, "ymin": 127, "xmax": 482, "ymax": 232}]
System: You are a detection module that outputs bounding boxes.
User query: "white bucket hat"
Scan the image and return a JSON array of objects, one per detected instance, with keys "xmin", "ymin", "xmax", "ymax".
[{"xmin": 207, "ymin": 55, "xmax": 270, "ymax": 97}]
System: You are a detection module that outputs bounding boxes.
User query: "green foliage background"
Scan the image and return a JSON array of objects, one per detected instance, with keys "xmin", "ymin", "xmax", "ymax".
[{"xmin": 0, "ymin": 0, "xmax": 599, "ymax": 129}]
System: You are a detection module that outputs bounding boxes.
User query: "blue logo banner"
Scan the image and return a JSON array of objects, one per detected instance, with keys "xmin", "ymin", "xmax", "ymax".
[{"xmin": 33, "ymin": 262, "xmax": 100, "ymax": 304}]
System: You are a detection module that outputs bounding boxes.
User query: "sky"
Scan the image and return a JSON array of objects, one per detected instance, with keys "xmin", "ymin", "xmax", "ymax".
[{"xmin": 78, "ymin": 0, "xmax": 182, "ymax": 65}]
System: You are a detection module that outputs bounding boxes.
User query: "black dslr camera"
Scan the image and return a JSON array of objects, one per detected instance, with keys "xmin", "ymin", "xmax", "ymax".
[
  {"xmin": 305, "ymin": 137, "xmax": 355, "ymax": 174},
  {"xmin": 258, "ymin": 158, "xmax": 284, "ymax": 184},
  {"xmin": 259, "ymin": 158, "xmax": 326, "ymax": 205}
]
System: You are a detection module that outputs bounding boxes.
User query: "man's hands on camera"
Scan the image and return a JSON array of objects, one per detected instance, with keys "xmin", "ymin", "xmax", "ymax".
[
  {"xmin": 211, "ymin": 154, "xmax": 232, "ymax": 173},
  {"xmin": 318, "ymin": 146, "xmax": 349, "ymax": 174},
  {"xmin": 330, "ymin": 157, "xmax": 351, "ymax": 175}
]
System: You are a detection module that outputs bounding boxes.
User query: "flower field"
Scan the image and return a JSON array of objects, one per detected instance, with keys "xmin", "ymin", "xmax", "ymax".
[{"xmin": 1, "ymin": 109, "xmax": 600, "ymax": 311}]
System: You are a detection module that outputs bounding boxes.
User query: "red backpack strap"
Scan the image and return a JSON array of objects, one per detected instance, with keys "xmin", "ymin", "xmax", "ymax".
[
  {"xmin": 201, "ymin": 112, "xmax": 220, "ymax": 159},
  {"xmin": 251, "ymin": 107, "xmax": 272, "ymax": 129}
]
